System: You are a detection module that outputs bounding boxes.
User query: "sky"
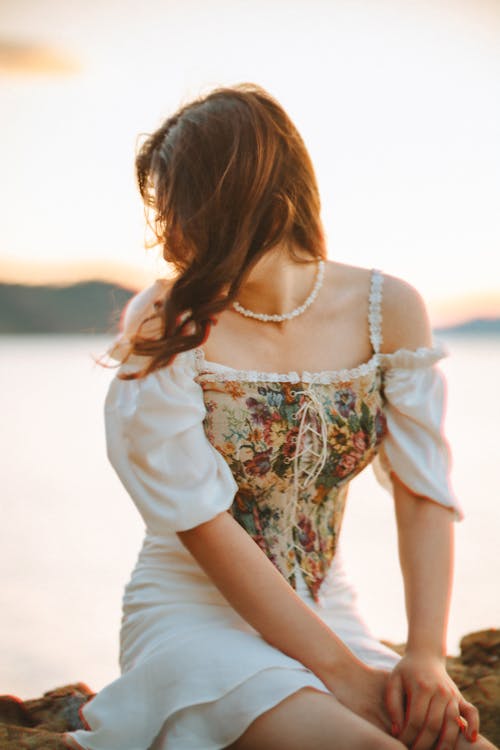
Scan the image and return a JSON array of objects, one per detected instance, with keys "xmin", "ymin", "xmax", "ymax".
[{"xmin": 0, "ymin": 0, "xmax": 499, "ymax": 325}]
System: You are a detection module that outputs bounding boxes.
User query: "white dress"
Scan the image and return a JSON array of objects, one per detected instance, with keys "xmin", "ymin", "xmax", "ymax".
[{"xmin": 64, "ymin": 270, "xmax": 464, "ymax": 750}]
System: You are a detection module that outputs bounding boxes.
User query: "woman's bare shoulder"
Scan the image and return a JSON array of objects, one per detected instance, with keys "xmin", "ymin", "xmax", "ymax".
[
  {"xmin": 121, "ymin": 277, "xmax": 173, "ymax": 338},
  {"xmin": 379, "ymin": 271, "xmax": 433, "ymax": 353},
  {"xmin": 326, "ymin": 260, "xmax": 432, "ymax": 353}
]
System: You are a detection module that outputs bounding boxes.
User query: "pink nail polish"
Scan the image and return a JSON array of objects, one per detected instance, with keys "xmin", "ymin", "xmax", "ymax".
[{"xmin": 471, "ymin": 730, "xmax": 478, "ymax": 742}]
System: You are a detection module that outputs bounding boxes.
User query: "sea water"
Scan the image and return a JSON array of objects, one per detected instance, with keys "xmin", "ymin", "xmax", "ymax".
[{"xmin": 0, "ymin": 334, "xmax": 498, "ymax": 698}]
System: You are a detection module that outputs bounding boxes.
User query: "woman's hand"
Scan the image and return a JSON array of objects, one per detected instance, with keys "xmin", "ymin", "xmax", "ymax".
[
  {"xmin": 385, "ymin": 652, "xmax": 480, "ymax": 748},
  {"xmin": 326, "ymin": 661, "xmax": 394, "ymax": 733}
]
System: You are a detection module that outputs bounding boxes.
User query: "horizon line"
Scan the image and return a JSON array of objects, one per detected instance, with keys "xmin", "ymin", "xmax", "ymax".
[{"xmin": 1, "ymin": 257, "xmax": 500, "ymax": 329}]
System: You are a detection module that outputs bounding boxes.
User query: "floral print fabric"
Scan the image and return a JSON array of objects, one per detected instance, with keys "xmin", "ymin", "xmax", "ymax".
[{"xmin": 196, "ymin": 367, "xmax": 388, "ymax": 602}]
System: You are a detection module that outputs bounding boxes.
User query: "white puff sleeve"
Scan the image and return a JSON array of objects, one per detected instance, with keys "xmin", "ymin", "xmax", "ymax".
[
  {"xmin": 103, "ymin": 348, "xmax": 238, "ymax": 535},
  {"xmin": 372, "ymin": 342, "xmax": 464, "ymax": 522}
]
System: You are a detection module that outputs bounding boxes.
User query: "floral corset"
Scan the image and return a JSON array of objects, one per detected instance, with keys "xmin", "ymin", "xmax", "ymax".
[{"xmin": 195, "ymin": 353, "xmax": 388, "ymax": 602}]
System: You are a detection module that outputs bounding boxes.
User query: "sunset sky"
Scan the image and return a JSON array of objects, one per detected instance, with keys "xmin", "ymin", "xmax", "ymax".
[{"xmin": 1, "ymin": 0, "xmax": 499, "ymax": 325}]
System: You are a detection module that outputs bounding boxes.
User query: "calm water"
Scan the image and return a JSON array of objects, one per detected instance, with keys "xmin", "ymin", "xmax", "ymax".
[{"xmin": 1, "ymin": 334, "xmax": 499, "ymax": 699}]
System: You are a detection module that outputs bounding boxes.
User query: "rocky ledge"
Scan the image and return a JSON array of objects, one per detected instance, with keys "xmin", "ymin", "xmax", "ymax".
[{"xmin": 1, "ymin": 629, "xmax": 498, "ymax": 749}]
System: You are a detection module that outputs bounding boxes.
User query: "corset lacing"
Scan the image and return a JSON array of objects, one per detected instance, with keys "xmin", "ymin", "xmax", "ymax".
[
  {"xmin": 282, "ymin": 269, "xmax": 384, "ymax": 588},
  {"xmin": 283, "ymin": 373, "xmax": 329, "ymax": 583}
]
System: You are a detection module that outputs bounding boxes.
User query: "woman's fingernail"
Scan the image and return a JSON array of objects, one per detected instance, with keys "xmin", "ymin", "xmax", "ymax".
[
  {"xmin": 471, "ymin": 730, "xmax": 478, "ymax": 742},
  {"xmin": 391, "ymin": 722, "xmax": 399, "ymax": 736}
]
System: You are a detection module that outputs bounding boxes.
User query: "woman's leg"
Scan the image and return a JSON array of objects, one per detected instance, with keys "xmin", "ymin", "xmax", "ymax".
[{"xmin": 226, "ymin": 686, "xmax": 406, "ymax": 750}]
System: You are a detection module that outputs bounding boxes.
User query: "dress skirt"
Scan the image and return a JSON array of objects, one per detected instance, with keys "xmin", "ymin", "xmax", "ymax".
[{"xmin": 64, "ymin": 534, "xmax": 402, "ymax": 750}]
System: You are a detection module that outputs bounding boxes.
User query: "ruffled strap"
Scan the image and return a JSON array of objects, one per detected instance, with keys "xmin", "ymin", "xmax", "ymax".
[
  {"xmin": 373, "ymin": 340, "xmax": 464, "ymax": 522},
  {"xmin": 368, "ymin": 268, "xmax": 384, "ymax": 354},
  {"xmin": 104, "ymin": 349, "xmax": 238, "ymax": 534},
  {"xmin": 378, "ymin": 340, "xmax": 449, "ymax": 370}
]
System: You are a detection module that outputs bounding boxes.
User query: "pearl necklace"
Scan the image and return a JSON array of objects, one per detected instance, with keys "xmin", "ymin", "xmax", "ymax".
[{"xmin": 232, "ymin": 260, "xmax": 325, "ymax": 322}]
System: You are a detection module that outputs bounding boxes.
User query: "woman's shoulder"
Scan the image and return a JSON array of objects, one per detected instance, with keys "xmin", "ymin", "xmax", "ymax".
[
  {"xmin": 121, "ymin": 277, "xmax": 173, "ymax": 339},
  {"xmin": 378, "ymin": 271, "xmax": 432, "ymax": 354},
  {"xmin": 325, "ymin": 260, "xmax": 433, "ymax": 354},
  {"xmin": 106, "ymin": 277, "xmax": 175, "ymax": 365}
]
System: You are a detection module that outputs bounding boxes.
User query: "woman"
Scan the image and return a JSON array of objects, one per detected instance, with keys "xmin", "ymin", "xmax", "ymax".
[{"xmin": 64, "ymin": 83, "xmax": 497, "ymax": 750}]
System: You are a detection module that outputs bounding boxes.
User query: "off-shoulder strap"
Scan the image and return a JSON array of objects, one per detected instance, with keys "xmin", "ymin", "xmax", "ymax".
[{"xmin": 368, "ymin": 268, "xmax": 384, "ymax": 354}]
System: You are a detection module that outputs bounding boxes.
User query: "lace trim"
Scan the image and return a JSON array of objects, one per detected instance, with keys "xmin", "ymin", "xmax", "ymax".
[
  {"xmin": 378, "ymin": 341, "xmax": 449, "ymax": 369},
  {"xmin": 193, "ymin": 347, "xmax": 380, "ymax": 384},
  {"xmin": 368, "ymin": 269, "xmax": 384, "ymax": 355}
]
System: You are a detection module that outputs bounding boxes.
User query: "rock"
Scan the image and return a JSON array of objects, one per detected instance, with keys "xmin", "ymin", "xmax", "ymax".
[
  {"xmin": 21, "ymin": 683, "xmax": 95, "ymax": 733},
  {"xmin": 0, "ymin": 696, "xmax": 34, "ymax": 727},
  {"xmin": 0, "ymin": 631, "xmax": 499, "ymax": 748},
  {"xmin": 460, "ymin": 628, "xmax": 500, "ymax": 668},
  {"xmin": 0, "ymin": 683, "xmax": 94, "ymax": 749},
  {"xmin": 0, "ymin": 725, "xmax": 71, "ymax": 749}
]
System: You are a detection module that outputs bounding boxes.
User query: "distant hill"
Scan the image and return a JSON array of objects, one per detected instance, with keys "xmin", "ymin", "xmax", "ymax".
[
  {"xmin": 434, "ymin": 318, "xmax": 500, "ymax": 336},
  {"xmin": 0, "ymin": 281, "xmax": 135, "ymax": 334},
  {"xmin": 0, "ymin": 280, "xmax": 499, "ymax": 336}
]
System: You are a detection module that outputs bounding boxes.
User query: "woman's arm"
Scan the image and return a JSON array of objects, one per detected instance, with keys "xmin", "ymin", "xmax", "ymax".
[
  {"xmin": 386, "ymin": 479, "xmax": 479, "ymax": 747},
  {"xmin": 380, "ymin": 275, "xmax": 479, "ymax": 747},
  {"xmin": 395, "ymin": 478, "xmax": 454, "ymax": 661},
  {"xmin": 177, "ymin": 511, "xmax": 394, "ymax": 733}
]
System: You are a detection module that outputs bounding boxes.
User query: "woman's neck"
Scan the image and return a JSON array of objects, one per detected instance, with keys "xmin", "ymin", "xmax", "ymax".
[{"xmin": 234, "ymin": 245, "xmax": 320, "ymax": 319}]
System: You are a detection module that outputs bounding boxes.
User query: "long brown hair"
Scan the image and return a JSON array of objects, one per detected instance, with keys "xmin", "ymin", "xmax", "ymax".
[{"xmin": 112, "ymin": 82, "xmax": 326, "ymax": 380}]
